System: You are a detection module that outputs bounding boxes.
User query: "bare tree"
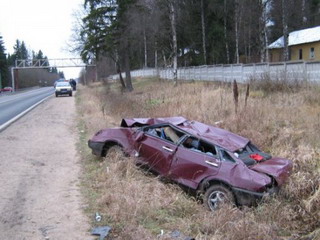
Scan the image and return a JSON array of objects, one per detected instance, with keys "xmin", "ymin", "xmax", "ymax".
[
  {"xmin": 168, "ymin": 0, "xmax": 178, "ymax": 86},
  {"xmin": 224, "ymin": 0, "xmax": 230, "ymax": 64},
  {"xmin": 67, "ymin": 6, "xmax": 90, "ymax": 56},
  {"xmin": 201, "ymin": 0, "xmax": 207, "ymax": 65},
  {"xmin": 144, "ymin": 29, "xmax": 148, "ymax": 68},
  {"xmin": 259, "ymin": 0, "xmax": 271, "ymax": 62},
  {"xmin": 282, "ymin": 0, "xmax": 289, "ymax": 61},
  {"xmin": 123, "ymin": 43, "xmax": 133, "ymax": 91},
  {"xmin": 302, "ymin": 0, "xmax": 307, "ymax": 25},
  {"xmin": 235, "ymin": 0, "xmax": 240, "ymax": 64}
]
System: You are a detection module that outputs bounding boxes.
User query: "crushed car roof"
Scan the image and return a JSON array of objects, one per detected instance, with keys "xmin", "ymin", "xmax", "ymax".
[{"xmin": 121, "ymin": 117, "xmax": 249, "ymax": 152}]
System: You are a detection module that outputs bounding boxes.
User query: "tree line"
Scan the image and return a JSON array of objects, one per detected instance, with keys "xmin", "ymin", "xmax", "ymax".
[
  {"xmin": 74, "ymin": 0, "xmax": 320, "ymax": 91},
  {"xmin": 0, "ymin": 37, "xmax": 64, "ymax": 88}
]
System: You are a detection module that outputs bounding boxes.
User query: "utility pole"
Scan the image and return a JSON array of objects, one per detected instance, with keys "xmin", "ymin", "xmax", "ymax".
[{"xmin": 11, "ymin": 67, "xmax": 15, "ymax": 91}]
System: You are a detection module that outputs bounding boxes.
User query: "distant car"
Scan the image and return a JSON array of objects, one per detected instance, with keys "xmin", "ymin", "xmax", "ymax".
[
  {"xmin": 54, "ymin": 79, "xmax": 67, "ymax": 88},
  {"xmin": 1, "ymin": 87, "xmax": 13, "ymax": 92},
  {"xmin": 55, "ymin": 82, "xmax": 72, "ymax": 97},
  {"xmin": 88, "ymin": 117, "xmax": 293, "ymax": 211}
]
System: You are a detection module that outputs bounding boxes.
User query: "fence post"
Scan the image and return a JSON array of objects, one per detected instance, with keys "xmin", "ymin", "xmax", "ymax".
[
  {"xmin": 231, "ymin": 64, "xmax": 233, "ymax": 82},
  {"xmin": 284, "ymin": 61, "xmax": 287, "ymax": 81},
  {"xmin": 206, "ymin": 65, "xmax": 208, "ymax": 81},
  {"xmin": 241, "ymin": 64, "xmax": 243, "ymax": 83},
  {"xmin": 303, "ymin": 61, "xmax": 307, "ymax": 81}
]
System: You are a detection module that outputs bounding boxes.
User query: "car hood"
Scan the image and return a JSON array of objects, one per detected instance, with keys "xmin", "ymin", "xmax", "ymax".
[
  {"xmin": 121, "ymin": 117, "xmax": 249, "ymax": 152},
  {"xmin": 250, "ymin": 157, "xmax": 293, "ymax": 186}
]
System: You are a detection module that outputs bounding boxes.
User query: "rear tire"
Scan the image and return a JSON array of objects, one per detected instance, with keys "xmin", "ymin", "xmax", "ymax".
[
  {"xmin": 69, "ymin": 92, "xmax": 72, "ymax": 97},
  {"xmin": 55, "ymin": 93, "xmax": 58, "ymax": 97},
  {"xmin": 204, "ymin": 185, "xmax": 235, "ymax": 211}
]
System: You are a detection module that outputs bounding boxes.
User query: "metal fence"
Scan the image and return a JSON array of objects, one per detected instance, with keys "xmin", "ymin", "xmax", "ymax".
[{"xmin": 110, "ymin": 61, "xmax": 320, "ymax": 83}]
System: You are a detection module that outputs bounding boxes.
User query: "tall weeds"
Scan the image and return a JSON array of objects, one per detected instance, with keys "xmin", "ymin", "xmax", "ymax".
[{"xmin": 76, "ymin": 78, "xmax": 320, "ymax": 239}]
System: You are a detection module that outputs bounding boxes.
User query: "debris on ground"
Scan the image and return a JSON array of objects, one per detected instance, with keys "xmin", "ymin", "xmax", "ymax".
[
  {"xmin": 170, "ymin": 230, "xmax": 195, "ymax": 240},
  {"xmin": 158, "ymin": 229, "xmax": 195, "ymax": 240},
  {"xmin": 91, "ymin": 226, "xmax": 111, "ymax": 240},
  {"xmin": 95, "ymin": 212, "xmax": 102, "ymax": 222}
]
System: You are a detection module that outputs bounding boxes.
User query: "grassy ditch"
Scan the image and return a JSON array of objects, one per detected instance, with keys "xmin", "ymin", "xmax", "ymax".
[{"xmin": 76, "ymin": 78, "xmax": 320, "ymax": 240}]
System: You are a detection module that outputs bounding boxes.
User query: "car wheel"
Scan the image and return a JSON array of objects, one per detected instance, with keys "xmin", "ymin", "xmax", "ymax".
[
  {"xmin": 69, "ymin": 92, "xmax": 72, "ymax": 97},
  {"xmin": 105, "ymin": 145, "xmax": 125, "ymax": 158},
  {"xmin": 204, "ymin": 185, "xmax": 235, "ymax": 211},
  {"xmin": 55, "ymin": 93, "xmax": 58, "ymax": 97}
]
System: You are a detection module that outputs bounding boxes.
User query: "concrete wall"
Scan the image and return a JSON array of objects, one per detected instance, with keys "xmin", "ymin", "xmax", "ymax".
[{"xmin": 110, "ymin": 61, "xmax": 320, "ymax": 83}]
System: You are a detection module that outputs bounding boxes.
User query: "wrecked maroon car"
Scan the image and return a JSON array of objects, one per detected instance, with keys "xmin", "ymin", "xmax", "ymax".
[{"xmin": 88, "ymin": 117, "xmax": 292, "ymax": 211}]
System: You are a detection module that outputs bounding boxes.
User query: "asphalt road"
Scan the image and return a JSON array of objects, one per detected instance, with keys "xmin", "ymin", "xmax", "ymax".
[{"xmin": 0, "ymin": 87, "xmax": 55, "ymax": 130}]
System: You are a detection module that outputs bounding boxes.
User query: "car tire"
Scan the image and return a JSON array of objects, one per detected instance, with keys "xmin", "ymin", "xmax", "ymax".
[
  {"xmin": 105, "ymin": 145, "xmax": 125, "ymax": 159},
  {"xmin": 55, "ymin": 93, "xmax": 58, "ymax": 97},
  {"xmin": 69, "ymin": 92, "xmax": 72, "ymax": 97},
  {"xmin": 204, "ymin": 185, "xmax": 235, "ymax": 211}
]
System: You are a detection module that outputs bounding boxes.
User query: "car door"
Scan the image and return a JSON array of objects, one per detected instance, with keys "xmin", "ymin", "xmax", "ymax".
[
  {"xmin": 168, "ymin": 137, "xmax": 221, "ymax": 190},
  {"xmin": 137, "ymin": 128, "xmax": 178, "ymax": 176}
]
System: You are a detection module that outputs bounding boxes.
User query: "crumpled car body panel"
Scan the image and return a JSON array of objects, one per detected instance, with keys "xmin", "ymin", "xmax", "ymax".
[
  {"xmin": 121, "ymin": 117, "xmax": 249, "ymax": 152},
  {"xmin": 250, "ymin": 157, "xmax": 293, "ymax": 186},
  {"xmin": 88, "ymin": 117, "xmax": 293, "ymax": 206},
  {"xmin": 90, "ymin": 128, "xmax": 136, "ymax": 155}
]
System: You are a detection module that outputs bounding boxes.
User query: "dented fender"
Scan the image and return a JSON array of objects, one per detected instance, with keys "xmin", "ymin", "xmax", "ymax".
[{"xmin": 250, "ymin": 157, "xmax": 293, "ymax": 186}]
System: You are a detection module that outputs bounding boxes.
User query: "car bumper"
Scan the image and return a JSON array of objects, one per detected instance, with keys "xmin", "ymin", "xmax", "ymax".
[
  {"xmin": 56, "ymin": 89, "xmax": 72, "ymax": 95},
  {"xmin": 88, "ymin": 140, "xmax": 105, "ymax": 156},
  {"xmin": 232, "ymin": 186, "xmax": 279, "ymax": 206}
]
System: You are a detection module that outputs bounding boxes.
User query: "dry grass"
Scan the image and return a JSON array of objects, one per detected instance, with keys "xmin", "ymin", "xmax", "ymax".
[{"xmin": 76, "ymin": 78, "xmax": 320, "ymax": 240}]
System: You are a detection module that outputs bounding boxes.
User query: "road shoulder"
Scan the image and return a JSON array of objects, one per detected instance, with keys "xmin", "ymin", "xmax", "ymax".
[{"xmin": 0, "ymin": 95, "xmax": 92, "ymax": 239}]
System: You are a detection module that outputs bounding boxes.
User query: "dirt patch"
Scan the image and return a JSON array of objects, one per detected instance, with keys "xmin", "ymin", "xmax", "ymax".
[{"xmin": 0, "ymin": 95, "xmax": 93, "ymax": 239}]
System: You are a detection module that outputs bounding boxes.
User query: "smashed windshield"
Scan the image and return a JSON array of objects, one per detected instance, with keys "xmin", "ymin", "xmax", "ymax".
[{"xmin": 234, "ymin": 142, "xmax": 271, "ymax": 166}]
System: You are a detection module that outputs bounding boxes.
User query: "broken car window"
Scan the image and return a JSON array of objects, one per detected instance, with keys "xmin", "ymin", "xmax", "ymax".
[
  {"xmin": 219, "ymin": 149, "xmax": 236, "ymax": 163},
  {"xmin": 183, "ymin": 137, "xmax": 201, "ymax": 152},
  {"xmin": 234, "ymin": 142, "xmax": 272, "ymax": 166},
  {"xmin": 183, "ymin": 137, "xmax": 218, "ymax": 157},
  {"xmin": 145, "ymin": 125, "xmax": 185, "ymax": 144},
  {"xmin": 163, "ymin": 127, "xmax": 181, "ymax": 143}
]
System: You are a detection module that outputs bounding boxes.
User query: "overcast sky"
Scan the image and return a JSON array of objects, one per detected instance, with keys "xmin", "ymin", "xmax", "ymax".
[{"xmin": 0, "ymin": 0, "xmax": 84, "ymax": 79}]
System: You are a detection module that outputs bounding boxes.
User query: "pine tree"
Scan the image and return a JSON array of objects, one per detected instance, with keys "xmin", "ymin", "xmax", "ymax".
[
  {"xmin": 58, "ymin": 71, "xmax": 65, "ymax": 79},
  {"xmin": 82, "ymin": 0, "xmax": 136, "ymax": 91},
  {"xmin": 0, "ymin": 35, "xmax": 9, "ymax": 87}
]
